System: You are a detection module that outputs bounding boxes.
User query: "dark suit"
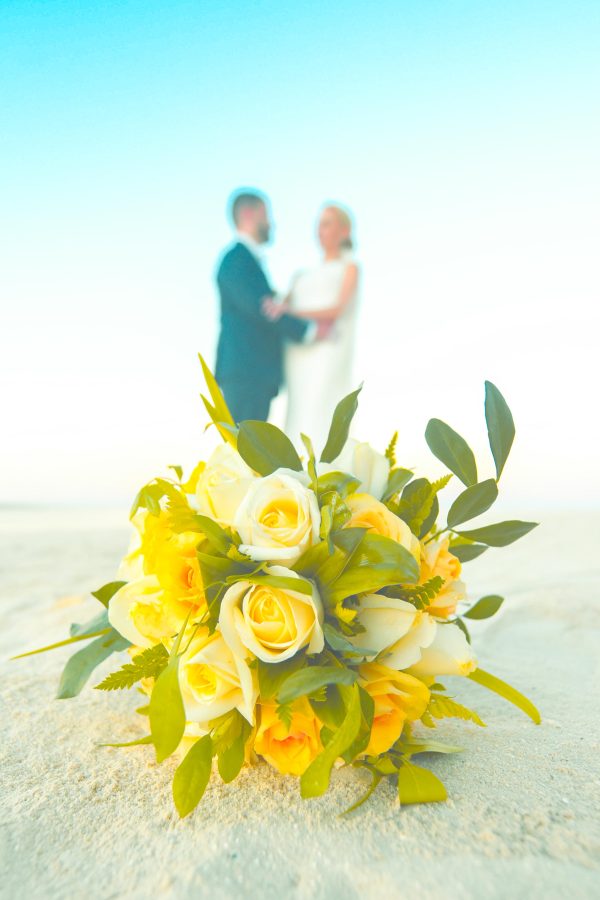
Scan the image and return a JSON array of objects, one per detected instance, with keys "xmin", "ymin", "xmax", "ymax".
[{"xmin": 215, "ymin": 241, "xmax": 308, "ymax": 422}]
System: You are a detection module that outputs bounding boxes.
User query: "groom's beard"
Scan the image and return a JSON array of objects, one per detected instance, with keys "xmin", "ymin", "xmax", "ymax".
[{"xmin": 256, "ymin": 223, "xmax": 271, "ymax": 244}]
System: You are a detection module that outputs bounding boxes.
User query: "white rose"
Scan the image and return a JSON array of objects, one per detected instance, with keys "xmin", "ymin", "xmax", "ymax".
[
  {"xmin": 194, "ymin": 443, "xmax": 256, "ymax": 525},
  {"xmin": 330, "ymin": 438, "xmax": 390, "ymax": 500},
  {"xmin": 234, "ymin": 468, "xmax": 320, "ymax": 564},
  {"xmin": 108, "ymin": 576, "xmax": 178, "ymax": 648},
  {"xmin": 408, "ymin": 622, "xmax": 477, "ymax": 677},
  {"xmin": 350, "ymin": 594, "xmax": 437, "ymax": 667},
  {"xmin": 219, "ymin": 566, "xmax": 324, "ymax": 663},
  {"xmin": 178, "ymin": 628, "xmax": 258, "ymax": 725}
]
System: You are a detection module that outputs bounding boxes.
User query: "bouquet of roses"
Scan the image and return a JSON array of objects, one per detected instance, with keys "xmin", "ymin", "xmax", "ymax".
[{"xmin": 17, "ymin": 356, "xmax": 540, "ymax": 817}]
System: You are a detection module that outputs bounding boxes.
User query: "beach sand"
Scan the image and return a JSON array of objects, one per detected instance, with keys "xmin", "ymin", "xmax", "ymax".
[{"xmin": 1, "ymin": 508, "xmax": 599, "ymax": 899}]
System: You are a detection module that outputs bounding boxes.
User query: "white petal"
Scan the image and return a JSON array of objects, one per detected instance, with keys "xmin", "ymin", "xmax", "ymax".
[
  {"xmin": 409, "ymin": 622, "xmax": 477, "ymax": 677},
  {"xmin": 108, "ymin": 576, "xmax": 161, "ymax": 648},
  {"xmin": 381, "ymin": 613, "xmax": 437, "ymax": 670}
]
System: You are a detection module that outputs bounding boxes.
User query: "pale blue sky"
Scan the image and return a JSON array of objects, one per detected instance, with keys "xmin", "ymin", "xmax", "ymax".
[{"xmin": 2, "ymin": 1, "xmax": 599, "ymax": 507}]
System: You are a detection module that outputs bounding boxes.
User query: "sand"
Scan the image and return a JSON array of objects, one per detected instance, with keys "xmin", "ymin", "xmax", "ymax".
[{"xmin": 1, "ymin": 507, "xmax": 599, "ymax": 899}]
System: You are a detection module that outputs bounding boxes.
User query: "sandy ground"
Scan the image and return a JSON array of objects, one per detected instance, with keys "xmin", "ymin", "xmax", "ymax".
[{"xmin": 1, "ymin": 507, "xmax": 599, "ymax": 900}]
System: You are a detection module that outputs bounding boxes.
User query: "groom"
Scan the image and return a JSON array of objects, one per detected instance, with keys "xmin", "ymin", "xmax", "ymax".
[{"xmin": 215, "ymin": 190, "xmax": 324, "ymax": 423}]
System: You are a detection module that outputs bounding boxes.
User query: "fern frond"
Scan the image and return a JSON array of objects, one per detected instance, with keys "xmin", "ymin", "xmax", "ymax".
[
  {"xmin": 95, "ymin": 644, "xmax": 168, "ymax": 691},
  {"xmin": 423, "ymin": 694, "xmax": 486, "ymax": 728}
]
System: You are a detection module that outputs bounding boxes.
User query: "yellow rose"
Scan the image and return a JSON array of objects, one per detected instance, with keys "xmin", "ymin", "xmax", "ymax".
[
  {"xmin": 408, "ymin": 622, "xmax": 477, "ymax": 677},
  {"xmin": 153, "ymin": 532, "xmax": 206, "ymax": 618},
  {"xmin": 349, "ymin": 594, "xmax": 436, "ymax": 666},
  {"xmin": 178, "ymin": 628, "xmax": 257, "ymax": 725},
  {"xmin": 346, "ymin": 494, "xmax": 420, "ymax": 560},
  {"xmin": 234, "ymin": 469, "xmax": 320, "ymax": 564},
  {"xmin": 330, "ymin": 438, "xmax": 390, "ymax": 500},
  {"xmin": 118, "ymin": 508, "xmax": 173, "ymax": 580},
  {"xmin": 254, "ymin": 699, "xmax": 322, "ymax": 775},
  {"xmin": 360, "ymin": 662, "xmax": 430, "ymax": 756},
  {"xmin": 194, "ymin": 444, "xmax": 256, "ymax": 525},
  {"xmin": 108, "ymin": 576, "xmax": 186, "ymax": 647},
  {"xmin": 419, "ymin": 538, "xmax": 466, "ymax": 618},
  {"xmin": 219, "ymin": 566, "xmax": 324, "ymax": 663}
]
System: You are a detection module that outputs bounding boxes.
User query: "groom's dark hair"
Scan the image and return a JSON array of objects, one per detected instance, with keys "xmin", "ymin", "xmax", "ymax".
[{"xmin": 230, "ymin": 189, "xmax": 267, "ymax": 225}]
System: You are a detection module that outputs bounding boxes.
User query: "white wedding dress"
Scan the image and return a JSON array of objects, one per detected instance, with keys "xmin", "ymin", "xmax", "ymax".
[{"xmin": 285, "ymin": 254, "xmax": 358, "ymax": 450}]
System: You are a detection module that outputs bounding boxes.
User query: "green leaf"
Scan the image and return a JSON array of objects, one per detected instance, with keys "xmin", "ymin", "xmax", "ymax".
[
  {"xmin": 237, "ymin": 420, "xmax": 303, "ymax": 475},
  {"xmin": 464, "ymin": 595, "xmax": 504, "ymax": 620},
  {"xmin": 316, "ymin": 471, "xmax": 361, "ymax": 499},
  {"xmin": 216, "ymin": 714, "xmax": 251, "ymax": 783},
  {"xmin": 168, "ymin": 465, "xmax": 183, "ymax": 481},
  {"xmin": 381, "ymin": 468, "xmax": 413, "ymax": 502},
  {"xmin": 301, "ymin": 433, "xmax": 319, "ymax": 495},
  {"xmin": 449, "ymin": 542, "xmax": 488, "ymax": 563},
  {"xmin": 149, "ymin": 657, "xmax": 186, "ymax": 763},
  {"xmin": 190, "ymin": 515, "xmax": 232, "ymax": 554},
  {"xmin": 456, "ymin": 520, "xmax": 538, "ymax": 547},
  {"xmin": 453, "ymin": 616, "xmax": 471, "ymax": 644},
  {"xmin": 322, "ymin": 622, "xmax": 375, "ymax": 657},
  {"xmin": 399, "ymin": 738, "xmax": 463, "ymax": 756},
  {"xmin": 227, "ymin": 572, "xmax": 313, "ymax": 596},
  {"xmin": 173, "ymin": 734, "xmax": 214, "ymax": 818},
  {"xmin": 57, "ymin": 631, "xmax": 129, "ymax": 699},
  {"xmin": 198, "ymin": 353, "xmax": 237, "ymax": 444},
  {"xmin": 447, "ymin": 479, "xmax": 498, "ymax": 528},
  {"xmin": 256, "ymin": 656, "xmax": 305, "ymax": 700},
  {"xmin": 11, "ymin": 627, "xmax": 112, "ymax": 660},
  {"xmin": 425, "ymin": 418, "xmax": 477, "ymax": 487},
  {"xmin": 320, "ymin": 386, "xmax": 362, "ymax": 463},
  {"xmin": 277, "ymin": 665, "xmax": 358, "ymax": 705},
  {"xmin": 300, "ymin": 685, "xmax": 362, "ymax": 798},
  {"xmin": 95, "ymin": 643, "xmax": 169, "ymax": 690},
  {"xmin": 100, "ymin": 735, "xmax": 154, "ymax": 748},
  {"xmin": 397, "ymin": 761, "xmax": 447, "ymax": 805},
  {"xmin": 70, "ymin": 608, "xmax": 110, "ymax": 637},
  {"xmin": 310, "ymin": 684, "xmax": 347, "ymax": 729},
  {"xmin": 393, "ymin": 476, "xmax": 451, "ymax": 537},
  {"xmin": 341, "ymin": 771, "xmax": 382, "ymax": 815},
  {"xmin": 469, "ymin": 668, "xmax": 541, "ymax": 724},
  {"xmin": 485, "ymin": 381, "xmax": 515, "ymax": 480},
  {"xmin": 91, "ymin": 581, "xmax": 127, "ymax": 608},
  {"xmin": 328, "ymin": 533, "xmax": 419, "ymax": 605}
]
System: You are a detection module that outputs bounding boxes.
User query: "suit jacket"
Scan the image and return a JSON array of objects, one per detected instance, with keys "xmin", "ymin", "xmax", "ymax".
[{"xmin": 215, "ymin": 242, "xmax": 308, "ymax": 395}]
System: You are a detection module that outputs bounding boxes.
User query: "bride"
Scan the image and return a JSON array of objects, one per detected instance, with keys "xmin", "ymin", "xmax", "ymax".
[{"xmin": 264, "ymin": 205, "xmax": 359, "ymax": 450}]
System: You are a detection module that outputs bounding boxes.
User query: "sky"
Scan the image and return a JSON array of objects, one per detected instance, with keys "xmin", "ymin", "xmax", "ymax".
[{"xmin": 1, "ymin": 0, "xmax": 599, "ymax": 510}]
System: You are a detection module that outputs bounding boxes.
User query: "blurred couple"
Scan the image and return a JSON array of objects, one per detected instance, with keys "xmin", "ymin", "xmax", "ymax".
[{"xmin": 215, "ymin": 190, "xmax": 359, "ymax": 449}]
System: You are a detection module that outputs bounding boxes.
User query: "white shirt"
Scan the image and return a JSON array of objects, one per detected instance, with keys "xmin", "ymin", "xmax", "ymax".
[{"xmin": 234, "ymin": 231, "xmax": 316, "ymax": 343}]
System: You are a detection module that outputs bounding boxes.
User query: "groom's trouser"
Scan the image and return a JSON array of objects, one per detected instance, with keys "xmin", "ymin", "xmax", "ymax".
[{"xmin": 220, "ymin": 379, "xmax": 274, "ymax": 424}]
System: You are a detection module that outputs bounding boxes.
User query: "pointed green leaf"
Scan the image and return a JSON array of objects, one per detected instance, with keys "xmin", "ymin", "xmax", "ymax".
[
  {"xmin": 382, "ymin": 468, "xmax": 414, "ymax": 502},
  {"xmin": 91, "ymin": 581, "xmax": 127, "ymax": 608},
  {"xmin": 237, "ymin": 420, "xmax": 303, "ymax": 475},
  {"xmin": 469, "ymin": 667, "xmax": 540, "ymax": 723},
  {"xmin": 198, "ymin": 354, "xmax": 236, "ymax": 444},
  {"xmin": 217, "ymin": 721, "xmax": 251, "ymax": 784},
  {"xmin": 11, "ymin": 627, "xmax": 111, "ymax": 660},
  {"xmin": 100, "ymin": 735, "xmax": 154, "ymax": 748},
  {"xmin": 457, "ymin": 520, "xmax": 538, "ymax": 547},
  {"xmin": 173, "ymin": 734, "xmax": 214, "ymax": 817},
  {"xmin": 300, "ymin": 685, "xmax": 362, "ymax": 798},
  {"xmin": 277, "ymin": 665, "xmax": 358, "ymax": 705},
  {"xmin": 449, "ymin": 543, "xmax": 488, "ymax": 562},
  {"xmin": 320, "ymin": 386, "xmax": 362, "ymax": 463},
  {"xmin": 397, "ymin": 761, "xmax": 447, "ymax": 805},
  {"xmin": 149, "ymin": 657, "xmax": 186, "ymax": 762},
  {"xmin": 57, "ymin": 631, "xmax": 129, "ymax": 699},
  {"xmin": 425, "ymin": 418, "xmax": 477, "ymax": 487},
  {"xmin": 447, "ymin": 479, "xmax": 498, "ymax": 528},
  {"xmin": 485, "ymin": 381, "xmax": 515, "ymax": 480},
  {"xmin": 464, "ymin": 595, "xmax": 504, "ymax": 620}
]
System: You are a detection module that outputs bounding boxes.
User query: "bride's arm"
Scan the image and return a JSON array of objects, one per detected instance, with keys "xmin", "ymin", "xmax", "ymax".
[{"xmin": 294, "ymin": 263, "xmax": 359, "ymax": 321}]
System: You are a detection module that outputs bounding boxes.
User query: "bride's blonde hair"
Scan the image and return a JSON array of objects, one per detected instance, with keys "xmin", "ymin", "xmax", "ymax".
[{"xmin": 325, "ymin": 204, "xmax": 354, "ymax": 250}]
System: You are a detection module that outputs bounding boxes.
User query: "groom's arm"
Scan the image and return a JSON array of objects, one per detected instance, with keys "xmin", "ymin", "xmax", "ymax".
[{"xmin": 218, "ymin": 250, "xmax": 310, "ymax": 343}]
